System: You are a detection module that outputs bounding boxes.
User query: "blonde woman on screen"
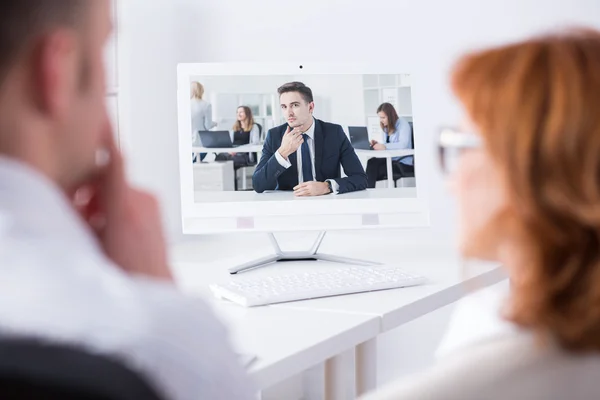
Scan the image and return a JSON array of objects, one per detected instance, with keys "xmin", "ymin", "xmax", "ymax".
[
  {"xmin": 190, "ymin": 81, "xmax": 217, "ymax": 162},
  {"xmin": 361, "ymin": 27, "xmax": 600, "ymax": 400},
  {"xmin": 215, "ymin": 106, "xmax": 262, "ymax": 189},
  {"xmin": 190, "ymin": 81, "xmax": 217, "ymax": 139}
]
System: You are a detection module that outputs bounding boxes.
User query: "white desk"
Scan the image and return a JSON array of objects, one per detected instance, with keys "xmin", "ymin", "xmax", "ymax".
[
  {"xmin": 193, "ymin": 144, "xmax": 263, "ymax": 154},
  {"xmin": 355, "ymin": 149, "xmax": 414, "ymax": 188},
  {"xmin": 194, "ymin": 187, "xmax": 417, "ymax": 203},
  {"xmin": 205, "ymin": 298, "xmax": 379, "ymax": 399},
  {"xmin": 171, "ymin": 237, "xmax": 506, "ymax": 397},
  {"xmin": 266, "ymin": 253, "xmax": 504, "ymax": 332}
]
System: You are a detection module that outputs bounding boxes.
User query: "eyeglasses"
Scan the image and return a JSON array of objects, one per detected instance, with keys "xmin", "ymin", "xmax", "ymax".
[{"xmin": 437, "ymin": 127, "xmax": 482, "ymax": 175}]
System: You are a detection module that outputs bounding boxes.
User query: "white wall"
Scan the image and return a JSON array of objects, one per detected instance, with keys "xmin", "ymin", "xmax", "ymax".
[
  {"xmin": 119, "ymin": 0, "xmax": 600, "ymax": 245},
  {"xmin": 190, "ymin": 73, "xmax": 366, "ymax": 129},
  {"xmin": 289, "ymin": 74, "xmax": 365, "ymax": 127},
  {"xmin": 193, "ymin": 75, "xmax": 293, "ymax": 95}
]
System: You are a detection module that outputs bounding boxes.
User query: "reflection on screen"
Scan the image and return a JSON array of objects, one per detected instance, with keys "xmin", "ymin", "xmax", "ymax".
[{"xmin": 186, "ymin": 73, "xmax": 416, "ymax": 202}]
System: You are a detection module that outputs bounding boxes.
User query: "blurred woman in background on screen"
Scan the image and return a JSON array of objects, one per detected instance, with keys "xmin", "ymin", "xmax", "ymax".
[
  {"xmin": 366, "ymin": 102, "xmax": 413, "ymax": 188},
  {"xmin": 232, "ymin": 106, "xmax": 261, "ymax": 147},
  {"xmin": 361, "ymin": 27, "xmax": 600, "ymax": 400},
  {"xmin": 215, "ymin": 106, "xmax": 262, "ymax": 189}
]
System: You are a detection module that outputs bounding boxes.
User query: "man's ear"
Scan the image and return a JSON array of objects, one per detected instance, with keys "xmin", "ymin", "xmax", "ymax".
[
  {"xmin": 32, "ymin": 29, "xmax": 78, "ymax": 118},
  {"xmin": 309, "ymin": 101, "xmax": 315, "ymax": 114}
]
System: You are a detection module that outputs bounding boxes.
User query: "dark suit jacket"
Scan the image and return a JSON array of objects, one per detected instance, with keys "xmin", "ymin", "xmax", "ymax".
[{"xmin": 252, "ymin": 119, "xmax": 368, "ymax": 194}]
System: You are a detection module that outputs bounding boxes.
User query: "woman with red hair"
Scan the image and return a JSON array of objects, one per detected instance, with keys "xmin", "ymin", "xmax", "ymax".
[{"xmin": 361, "ymin": 27, "xmax": 600, "ymax": 400}]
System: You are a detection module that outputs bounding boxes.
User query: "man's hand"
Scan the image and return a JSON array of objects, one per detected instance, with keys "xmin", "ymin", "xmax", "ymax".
[
  {"xmin": 293, "ymin": 181, "xmax": 331, "ymax": 197},
  {"xmin": 372, "ymin": 143, "xmax": 386, "ymax": 150},
  {"xmin": 278, "ymin": 124, "xmax": 305, "ymax": 159},
  {"xmin": 72, "ymin": 132, "xmax": 173, "ymax": 282}
]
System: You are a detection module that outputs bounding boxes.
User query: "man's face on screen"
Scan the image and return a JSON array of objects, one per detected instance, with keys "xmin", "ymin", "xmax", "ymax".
[{"xmin": 280, "ymin": 91, "xmax": 314, "ymax": 129}]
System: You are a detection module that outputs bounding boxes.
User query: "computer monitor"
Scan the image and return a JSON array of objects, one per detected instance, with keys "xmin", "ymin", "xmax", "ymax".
[
  {"xmin": 178, "ymin": 63, "xmax": 429, "ymax": 272},
  {"xmin": 348, "ymin": 126, "xmax": 372, "ymax": 150},
  {"xmin": 198, "ymin": 130, "xmax": 235, "ymax": 148}
]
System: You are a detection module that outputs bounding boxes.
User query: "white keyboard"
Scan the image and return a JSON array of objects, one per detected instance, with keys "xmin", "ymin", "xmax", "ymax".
[{"xmin": 209, "ymin": 266, "xmax": 426, "ymax": 307}]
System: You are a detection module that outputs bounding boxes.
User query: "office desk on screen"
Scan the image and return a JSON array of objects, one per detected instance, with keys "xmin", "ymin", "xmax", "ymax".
[
  {"xmin": 193, "ymin": 144, "xmax": 264, "ymax": 190},
  {"xmin": 193, "ymin": 187, "xmax": 417, "ymax": 203},
  {"xmin": 193, "ymin": 161, "xmax": 234, "ymax": 191},
  {"xmin": 193, "ymin": 144, "xmax": 263, "ymax": 156},
  {"xmin": 193, "ymin": 146, "xmax": 414, "ymax": 188},
  {"xmin": 354, "ymin": 149, "xmax": 415, "ymax": 188}
]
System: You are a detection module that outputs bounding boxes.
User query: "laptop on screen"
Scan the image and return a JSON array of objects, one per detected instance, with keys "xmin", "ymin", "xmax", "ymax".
[
  {"xmin": 198, "ymin": 130, "xmax": 236, "ymax": 148},
  {"xmin": 348, "ymin": 126, "xmax": 372, "ymax": 150}
]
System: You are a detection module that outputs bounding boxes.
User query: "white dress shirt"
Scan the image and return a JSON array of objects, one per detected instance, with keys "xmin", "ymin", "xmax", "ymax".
[
  {"xmin": 0, "ymin": 156, "xmax": 254, "ymax": 400},
  {"xmin": 274, "ymin": 118, "xmax": 339, "ymax": 193}
]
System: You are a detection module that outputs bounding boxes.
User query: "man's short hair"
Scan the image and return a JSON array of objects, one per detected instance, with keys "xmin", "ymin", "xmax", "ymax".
[
  {"xmin": 277, "ymin": 81, "xmax": 314, "ymax": 103},
  {"xmin": 0, "ymin": 1, "xmax": 87, "ymax": 81}
]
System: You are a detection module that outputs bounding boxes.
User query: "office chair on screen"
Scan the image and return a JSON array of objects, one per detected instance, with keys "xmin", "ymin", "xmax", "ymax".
[
  {"xmin": 236, "ymin": 122, "xmax": 263, "ymax": 191},
  {"xmin": 393, "ymin": 121, "xmax": 416, "ymax": 187},
  {"xmin": 256, "ymin": 123, "xmax": 264, "ymax": 142},
  {"xmin": 256, "ymin": 123, "xmax": 263, "ymax": 138},
  {"xmin": 0, "ymin": 337, "xmax": 164, "ymax": 400}
]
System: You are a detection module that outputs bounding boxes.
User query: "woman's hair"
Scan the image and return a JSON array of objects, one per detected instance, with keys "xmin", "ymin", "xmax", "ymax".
[
  {"xmin": 233, "ymin": 106, "xmax": 255, "ymax": 132},
  {"xmin": 377, "ymin": 102, "xmax": 399, "ymax": 134},
  {"xmin": 190, "ymin": 81, "xmax": 204, "ymax": 99},
  {"xmin": 451, "ymin": 27, "xmax": 600, "ymax": 352}
]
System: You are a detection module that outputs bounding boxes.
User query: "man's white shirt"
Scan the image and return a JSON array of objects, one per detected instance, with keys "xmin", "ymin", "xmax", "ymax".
[
  {"xmin": 274, "ymin": 118, "xmax": 340, "ymax": 193},
  {"xmin": 0, "ymin": 156, "xmax": 254, "ymax": 400}
]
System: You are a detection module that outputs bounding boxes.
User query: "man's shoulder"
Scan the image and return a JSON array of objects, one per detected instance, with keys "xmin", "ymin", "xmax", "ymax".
[
  {"xmin": 316, "ymin": 119, "xmax": 341, "ymax": 130},
  {"xmin": 316, "ymin": 119, "xmax": 344, "ymax": 139},
  {"xmin": 0, "ymin": 253, "xmax": 254, "ymax": 400}
]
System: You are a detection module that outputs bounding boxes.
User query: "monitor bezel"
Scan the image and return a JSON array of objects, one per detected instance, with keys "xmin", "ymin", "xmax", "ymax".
[{"xmin": 177, "ymin": 62, "xmax": 430, "ymax": 234}]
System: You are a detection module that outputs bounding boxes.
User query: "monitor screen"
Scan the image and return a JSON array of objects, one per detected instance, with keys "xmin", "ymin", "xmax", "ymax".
[{"xmin": 177, "ymin": 63, "xmax": 428, "ymax": 234}]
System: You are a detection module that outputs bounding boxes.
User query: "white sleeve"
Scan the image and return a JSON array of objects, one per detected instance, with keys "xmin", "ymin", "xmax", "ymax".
[
  {"xmin": 326, "ymin": 179, "xmax": 340, "ymax": 194},
  {"xmin": 275, "ymin": 150, "xmax": 292, "ymax": 168},
  {"xmin": 127, "ymin": 276, "xmax": 257, "ymax": 400}
]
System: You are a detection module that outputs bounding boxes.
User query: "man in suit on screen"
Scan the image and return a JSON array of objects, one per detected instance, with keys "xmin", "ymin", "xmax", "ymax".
[{"xmin": 253, "ymin": 81, "xmax": 367, "ymax": 196}]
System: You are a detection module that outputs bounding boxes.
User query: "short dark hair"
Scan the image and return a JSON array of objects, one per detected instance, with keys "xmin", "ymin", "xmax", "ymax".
[
  {"xmin": 277, "ymin": 81, "xmax": 314, "ymax": 103},
  {"xmin": 0, "ymin": 1, "xmax": 87, "ymax": 81}
]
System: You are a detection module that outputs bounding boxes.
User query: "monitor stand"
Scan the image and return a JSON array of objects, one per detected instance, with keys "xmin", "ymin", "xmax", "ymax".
[{"xmin": 228, "ymin": 231, "xmax": 380, "ymax": 274}]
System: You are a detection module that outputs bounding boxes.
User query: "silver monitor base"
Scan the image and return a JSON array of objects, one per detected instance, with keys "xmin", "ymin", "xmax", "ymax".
[{"xmin": 228, "ymin": 231, "xmax": 380, "ymax": 274}]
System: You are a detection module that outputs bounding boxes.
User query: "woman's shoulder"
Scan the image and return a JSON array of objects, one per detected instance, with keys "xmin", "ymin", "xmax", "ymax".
[
  {"xmin": 395, "ymin": 117, "xmax": 409, "ymax": 127},
  {"xmin": 361, "ymin": 332, "xmax": 600, "ymax": 400},
  {"xmin": 191, "ymin": 98, "xmax": 208, "ymax": 107}
]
